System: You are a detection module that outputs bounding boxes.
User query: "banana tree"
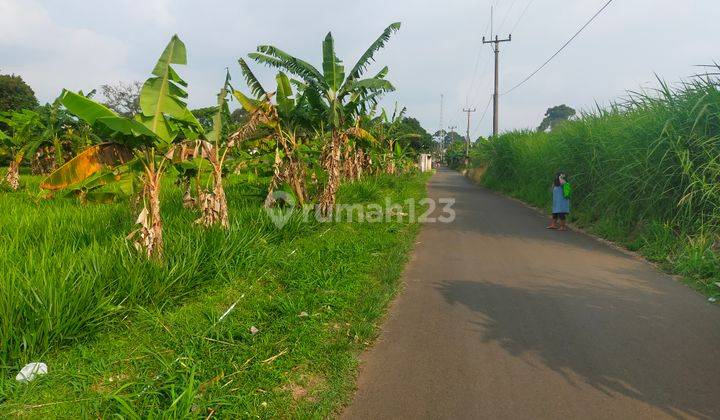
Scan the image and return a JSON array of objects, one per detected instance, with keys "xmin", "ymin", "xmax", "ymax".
[
  {"xmin": 369, "ymin": 105, "xmax": 420, "ymax": 175},
  {"xmin": 191, "ymin": 71, "xmax": 234, "ymax": 228},
  {"xmin": 0, "ymin": 109, "xmax": 46, "ymax": 190},
  {"xmin": 42, "ymin": 35, "xmax": 202, "ymax": 259},
  {"xmin": 234, "ymin": 59, "xmax": 316, "ymax": 207},
  {"xmin": 31, "ymin": 95, "xmax": 84, "ymax": 174},
  {"xmin": 248, "ymin": 22, "xmax": 401, "ymax": 215},
  {"xmin": 341, "ymin": 116, "xmax": 377, "ymax": 182}
]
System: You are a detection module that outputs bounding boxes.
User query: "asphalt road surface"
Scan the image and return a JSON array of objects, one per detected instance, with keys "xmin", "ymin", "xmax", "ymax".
[{"xmin": 342, "ymin": 168, "xmax": 720, "ymax": 419}]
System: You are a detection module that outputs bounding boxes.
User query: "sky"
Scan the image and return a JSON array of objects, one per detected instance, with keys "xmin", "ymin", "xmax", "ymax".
[{"xmin": 1, "ymin": 0, "xmax": 718, "ymax": 139}]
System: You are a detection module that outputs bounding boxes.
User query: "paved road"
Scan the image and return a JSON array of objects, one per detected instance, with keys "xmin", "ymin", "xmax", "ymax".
[{"xmin": 342, "ymin": 169, "xmax": 720, "ymax": 419}]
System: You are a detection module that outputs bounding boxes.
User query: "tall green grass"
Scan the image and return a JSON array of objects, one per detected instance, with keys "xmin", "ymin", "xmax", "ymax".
[
  {"xmin": 473, "ymin": 73, "xmax": 720, "ymax": 297},
  {"xmin": 0, "ymin": 172, "xmax": 428, "ymax": 417},
  {"xmin": 0, "ymin": 175, "xmax": 319, "ymax": 364}
]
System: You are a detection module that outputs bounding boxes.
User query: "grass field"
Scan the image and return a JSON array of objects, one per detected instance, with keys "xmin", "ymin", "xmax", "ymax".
[
  {"xmin": 0, "ymin": 172, "xmax": 428, "ymax": 417},
  {"xmin": 471, "ymin": 74, "xmax": 720, "ymax": 299}
]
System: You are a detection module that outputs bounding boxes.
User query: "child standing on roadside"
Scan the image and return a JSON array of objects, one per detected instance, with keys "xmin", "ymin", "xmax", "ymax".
[{"xmin": 547, "ymin": 172, "xmax": 571, "ymax": 230}]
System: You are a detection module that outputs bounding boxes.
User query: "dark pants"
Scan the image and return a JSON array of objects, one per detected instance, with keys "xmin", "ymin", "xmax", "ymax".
[{"xmin": 552, "ymin": 212, "xmax": 567, "ymax": 221}]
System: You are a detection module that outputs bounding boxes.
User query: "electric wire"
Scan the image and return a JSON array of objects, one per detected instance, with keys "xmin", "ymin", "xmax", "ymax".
[
  {"xmin": 466, "ymin": 17, "xmax": 493, "ymax": 105},
  {"xmin": 471, "ymin": 95, "xmax": 493, "ymax": 139},
  {"xmin": 502, "ymin": 0, "xmax": 614, "ymax": 96},
  {"xmin": 509, "ymin": 0, "xmax": 537, "ymax": 34},
  {"xmin": 497, "ymin": 0, "xmax": 521, "ymax": 33}
]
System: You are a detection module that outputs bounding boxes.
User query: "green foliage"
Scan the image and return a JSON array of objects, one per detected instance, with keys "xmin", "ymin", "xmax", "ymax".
[
  {"xmin": 190, "ymin": 86, "xmax": 235, "ymax": 148},
  {"xmin": 537, "ymin": 104, "xmax": 576, "ymax": 132},
  {"xmin": 0, "ymin": 109, "xmax": 45, "ymax": 161},
  {"xmin": 322, "ymin": 33, "xmax": 345, "ymax": 91},
  {"xmin": 230, "ymin": 107, "xmax": 249, "ymax": 125},
  {"xmin": 444, "ymin": 140, "xmax": 467, "ymax": 169},
  {"xmin": 395, "ymin": 117, "xmax": 432, "ymax": 152},
  {"xmin": 473, "ymin": 73, "xmax": 720, "ymax": 298},
  {"xmin": 436, "ymin": 129, "xmax": 464, "ymax": 148},
  {"xmin": 249, "ymin": 23, "xmax": 401, "ymax": 130},
  {"xmin": 0, "ymin": 173, "xmax": 428, "ymax": 417},
  {"xmin": 50, "ymin": 35, "xmax": 205, "ymax": 199},
  {"xmin": 60, "ymin": 90, "xmax": 155, "ymax": 143},
  {"xmin": 362, "ymin": 105, "xmax": 426, "ymax": 174},
  {"xmin": 0, "ymin": 175, "xmax": 263, "ymax": 363},
  {"xmin": 37, "ymin": 94, "xmax": 100, "ymax": 167},
  {"xmin": 0, "ymin": 93, "xmax": 97, "ymax": 171},
  {"xmin": 0, "ymin": 74, "xmax": 38, "ymax": 113},
  {"xmin": 190, "ymin": 106, "xmax": 217, "ymax": 130},
  {"xmin": 137, "ymin": 34, "xmax": 201, "ymax": 145},
  {"xmin": 0, "ymin": 26, "xmax": 437, "ymax": 417},
  {"xmin": 346, "ymin": 22, "xmax": 401, "ymax": 81}
]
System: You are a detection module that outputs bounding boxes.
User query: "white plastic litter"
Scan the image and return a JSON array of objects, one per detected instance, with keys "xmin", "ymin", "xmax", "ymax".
[
  {"xmin": 250, "ymin": 326, "xmax": 259, "ymax": 335},
  {"xmin": 16, "ymin": 362, "xmax": 48, "ymax": 383},
  {"xmin": 709, "ymin": 297, "xmax": 717, "ymax": 303}
]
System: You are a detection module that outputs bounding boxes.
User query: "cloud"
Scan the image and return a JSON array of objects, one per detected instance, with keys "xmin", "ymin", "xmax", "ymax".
[
  {"xmin": 0, "ymin": 0, "xmax": 132, "ymax": 102},
  {"xmin": 121, "ymin": 0, "xmax": 175, "ymax": 27},
  {"xmin": 1, "ymin": 0, "xmax": 718, "ymax": 136}
]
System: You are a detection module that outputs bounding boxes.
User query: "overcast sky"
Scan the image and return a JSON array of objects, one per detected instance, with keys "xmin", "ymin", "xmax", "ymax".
[{"xmin": 1, "ymin": 0, "xmax": 717, "ymax": 138}]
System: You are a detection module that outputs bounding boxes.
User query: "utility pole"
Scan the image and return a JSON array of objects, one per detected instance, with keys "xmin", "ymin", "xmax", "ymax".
[
  {"xmin": 462, "ymin": 107, "xmax": 476, "ymax": 158},
  {"xmin": 483, "ymin": 16, "xmax": 511, "ymax": 138},
  {"xmin": 438, "ymin": 94, "xmax": 444, "ymax": 141},
  {"xmin": 438, "ymin": 94, "xmax": 445, "ymax": 163},
  {"xmin": 448, "ymin": 124, "xmax": 457, "ymax": 145}
]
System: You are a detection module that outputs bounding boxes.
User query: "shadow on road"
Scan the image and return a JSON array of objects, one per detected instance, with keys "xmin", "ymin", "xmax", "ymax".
[{"xmin": 438, "ymin": 279, "xmax": 720, "ymax": 419}]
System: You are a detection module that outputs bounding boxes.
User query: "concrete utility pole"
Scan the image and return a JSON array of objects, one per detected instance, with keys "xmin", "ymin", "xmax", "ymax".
[
  {"xmin": 448, "ymin": 124, "xmax": 457, "ymax": 140},
  {"xmin": 462, "ymin": 107, "xmax": 476, "ymax": 157},
  {"xmin": 438, "ymin": 94, "xmax": 444, "ymax": 139},
  {"xmin": 446, "ymin": 124, "xmax": 457, "ymax": 164},
  {"xmin": 483, "ymin": 32, "xmax": 511, "ymax": 137}
]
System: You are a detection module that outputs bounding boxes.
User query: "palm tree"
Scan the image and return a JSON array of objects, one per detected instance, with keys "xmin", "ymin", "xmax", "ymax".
[{"xmin": 248, "ymin": 22, "xmax": 401, "ymax": 215}]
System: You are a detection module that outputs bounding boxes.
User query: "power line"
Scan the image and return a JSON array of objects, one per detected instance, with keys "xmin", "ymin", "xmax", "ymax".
[
  {"xmin": 509, "ymin": 0, "xmax": 537, "ymax": 34},
  {"xmin": 473, "ymin": 0, "xmax": 521, "ymax": 108},
  {"xmin": 469, "ymin": 0, "xmax": 519, "ymax": 110},
  {"xmin": 467, "ymin": 17, "xmax": 492, "ymax": 103},
  {"xmin": 468, "ymin": 5, "xmax": 499, "ymax": 108},
  {"xmin": 497, "ymin": 0, "xmax": 521, "ymax": 33},
  {"xmin": 471, "ymin": 95, "xmax": 493, "ymax": 138},
  {"xmin": 502, "ymin": 0, "xmax": 614, "ymax": 96},
  {"xmin": 469, "ymin": 48, "xmax": 494, "ymax": 107}
]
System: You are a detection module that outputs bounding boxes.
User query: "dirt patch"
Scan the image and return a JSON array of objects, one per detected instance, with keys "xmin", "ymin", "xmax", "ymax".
[{"xmin": 282, "ymin": 372, "xmax": 325, "ymax": 403}]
